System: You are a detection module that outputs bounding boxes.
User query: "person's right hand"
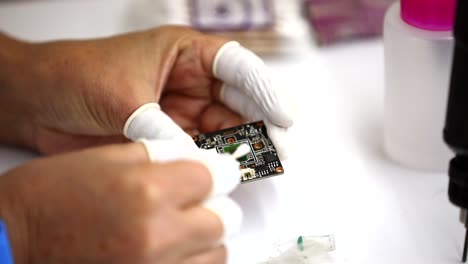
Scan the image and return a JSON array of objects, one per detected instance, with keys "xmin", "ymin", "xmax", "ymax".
[{"xmin": 0, "ymin": 142, "xmax": 242, "ymax": 264}]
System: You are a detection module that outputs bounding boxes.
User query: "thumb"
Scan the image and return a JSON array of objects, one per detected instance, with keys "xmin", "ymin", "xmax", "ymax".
[{"xmin": 123, "ymin": 103, "xmax": 195, "ymax": 147}]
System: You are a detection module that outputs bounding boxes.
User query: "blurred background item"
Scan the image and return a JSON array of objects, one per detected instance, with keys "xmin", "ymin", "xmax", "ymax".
[
  {"xmin": 383, "ymin": 0, "xmax": 456, "ymax": 171},
  {"xmin": 189, "ymin": 0, "xmax": 275, "ymax": 31},
  {"xmin": 306, "ymin": 0, "xmax": 396, "ymax": 45},
  {"xmin": 129, "ymin": 0, "xmax": 308, "ymax": 56},
  {"xmin": 0, "ymin": 0, "xmax": 396, "ymax": 52}
]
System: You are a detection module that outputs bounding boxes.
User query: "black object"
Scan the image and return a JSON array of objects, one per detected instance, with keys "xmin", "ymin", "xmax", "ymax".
[
  {"xmin": 463, "ymin": 223, "xmax": 467, "ymax": 263},
  {"xmin": 444, "ymin": 1, "xmax": 468, "ymax": 262},
  {"xmin": 193, "ymin": 121, "xmax": 284, "ymax": 183}
]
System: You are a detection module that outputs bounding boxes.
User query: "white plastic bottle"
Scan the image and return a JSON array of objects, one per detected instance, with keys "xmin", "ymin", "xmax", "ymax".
[{"xmin": 383, "ymin": 0, "xmax": 457, "ymax": 171}]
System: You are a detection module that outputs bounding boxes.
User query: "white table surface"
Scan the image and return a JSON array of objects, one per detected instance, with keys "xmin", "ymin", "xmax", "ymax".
[{"xmin": 0, "ymin": 1, "xmax": 464, "ymax": 263}]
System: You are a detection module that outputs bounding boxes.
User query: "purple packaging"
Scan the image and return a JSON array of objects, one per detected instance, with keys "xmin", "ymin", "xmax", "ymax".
[
  {"xmin": 307, "ymin": 0, "xmax": 396, "ymax": 45},
  {"xmin": 190, "ymin": 0, "xmax": 275, "ymax": 31}
]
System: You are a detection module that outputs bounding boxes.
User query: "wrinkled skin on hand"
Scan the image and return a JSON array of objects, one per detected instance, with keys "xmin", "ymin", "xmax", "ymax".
[
  {"xmin": 0, "ymin": 143, "xmax": 227, "ymax": 264},
  {"xmin": 0, "ymin": 26, "xmax": 243, "ymax": 154}
]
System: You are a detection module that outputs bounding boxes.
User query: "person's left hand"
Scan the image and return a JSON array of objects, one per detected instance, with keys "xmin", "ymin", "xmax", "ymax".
[{"xmin": 0, "ymin": 26, "xmax": 294, "ymax": 156}]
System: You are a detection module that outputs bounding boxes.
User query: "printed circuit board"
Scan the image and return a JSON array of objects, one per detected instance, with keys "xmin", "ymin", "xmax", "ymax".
[{"xmin": 193, "ymin": 121, "xmax": 284, "ymax": 183}]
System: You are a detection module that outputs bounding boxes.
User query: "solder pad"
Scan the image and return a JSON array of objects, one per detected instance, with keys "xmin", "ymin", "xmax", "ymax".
[{"xmin": 193, "ymin": 121, "xmax": 284, "ymax": 183}]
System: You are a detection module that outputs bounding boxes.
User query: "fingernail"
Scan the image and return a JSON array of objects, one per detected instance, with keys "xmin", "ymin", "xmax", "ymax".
[
  {"xmin": 199, "ymin": 153, "xmax": 241, "ymax": 197},
  {"xmin": 203, "ymin": 196, "xmax": 243, "ymax": 241}
]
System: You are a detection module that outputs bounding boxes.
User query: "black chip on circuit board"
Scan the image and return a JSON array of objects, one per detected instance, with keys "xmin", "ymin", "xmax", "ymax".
[{"xmin": 193, "ymin": 121, "xmax": 284, "ymax": 183}]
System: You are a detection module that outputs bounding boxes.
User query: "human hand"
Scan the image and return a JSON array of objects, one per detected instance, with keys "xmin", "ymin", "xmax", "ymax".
[
  {"xmin": 0, "ymin": 142, "xmax": 242, "ymax": 264},
  {"xmin": 0, "ymin": 26, "xmax": 294, "ymax": 157},
  {"xmin": 124, "ymin": 41, "xmax": 295, "ymax": 158}
]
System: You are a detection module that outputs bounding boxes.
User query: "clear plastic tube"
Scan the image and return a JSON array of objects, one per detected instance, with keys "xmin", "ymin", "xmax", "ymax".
[{"xmin": 260, "ymin": 235, "xmax": 335, "ymax": 264}]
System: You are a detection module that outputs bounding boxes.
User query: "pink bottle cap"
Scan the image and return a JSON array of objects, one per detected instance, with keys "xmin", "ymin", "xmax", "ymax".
[{"xmin": 401, "ymin": 0, "xmax": 457, "ymax": 31}]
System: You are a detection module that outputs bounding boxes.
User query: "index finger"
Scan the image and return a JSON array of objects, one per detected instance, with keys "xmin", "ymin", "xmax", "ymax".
[{"xmin": 212, "ymin": 41, "xmax": 295, "ymax": 128}]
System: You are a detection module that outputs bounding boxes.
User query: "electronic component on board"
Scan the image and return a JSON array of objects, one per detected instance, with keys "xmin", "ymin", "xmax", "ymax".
[{"xmin": 193, "ymin": 121, "xmax": 284, "ymax": 183}]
